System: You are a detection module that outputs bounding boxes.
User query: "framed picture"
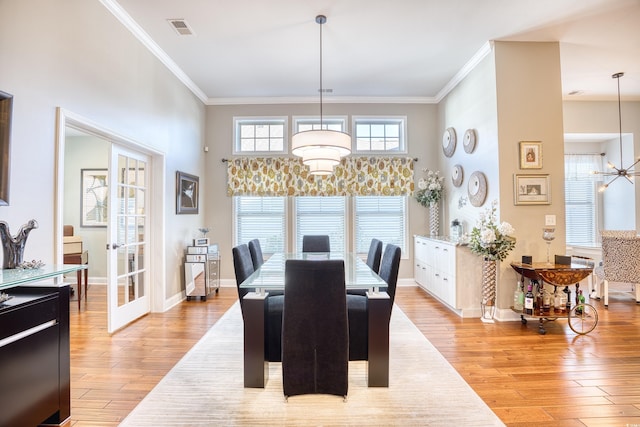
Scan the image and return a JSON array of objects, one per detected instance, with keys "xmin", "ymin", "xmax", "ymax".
[
  {"xmin": 519, "ymin": 141, "xmax": 542, "ymax": 169},
  {"xmin": 0, "ymin": 91, "xmax": 13, "ymax": 206},
  {"xmin": 514, "ymin": 174, "xmax": 551, "ymax": 205},
  {"xmin": 81, "ymin": 169, "xmax": 109, "ymax": 227},
  {"xmin": 176, "ymin": 171, "xmax": 199, "ymax": 214}
]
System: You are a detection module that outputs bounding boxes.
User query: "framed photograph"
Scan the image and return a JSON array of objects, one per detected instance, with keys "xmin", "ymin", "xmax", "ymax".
[
  {"xmin": 0, "ymin": 91, "xmax": 13, "ymax": 206},
  {"xmin": 81, "ymin": 169, "xmax": 109, "ymax": 227},
  {"xmin": 514, "ymin": 174, "xmax": 551, "ymax": 205},
  {"xmin": 176, "ymin": 171, "xmax": 199, "ymax": 214},
  {"xmin": 519, "ymin": 141, "xmax": 542, "ymax": 169}
]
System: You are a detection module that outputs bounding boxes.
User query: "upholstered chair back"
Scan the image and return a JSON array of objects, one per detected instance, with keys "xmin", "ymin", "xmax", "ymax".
[
  {"xmin": 282, "ymin": 259, "xmax": 348, "ymax": 398},
  {"xmin": 601, "ymin": 231, "xmax": 640, "ymax": 284},
  {"xmin": 366, "ymin": 238, "xmax": 383, "ymax": 273},
  {"xmin": 302, "ymin": 235, "xmax": 330, "ymax": 253},
  {"xmin": 379, "ymin": 244, "xmax": 401, "ymax": 307},
  {"xmin": 248, "ymin": 238, "xmax": 264, "ymax": 270},
  {"xmin": 232, "ymin": 244, "xmax": 254, "ymax": 310}
]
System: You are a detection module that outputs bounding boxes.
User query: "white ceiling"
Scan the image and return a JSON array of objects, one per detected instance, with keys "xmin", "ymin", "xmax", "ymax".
[{"xmin": 109, "ymin": 0, "xmax": 640, "ymax": 105}]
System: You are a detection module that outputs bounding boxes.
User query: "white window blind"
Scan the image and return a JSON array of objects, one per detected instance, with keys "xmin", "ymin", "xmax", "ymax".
[
  {"xmin": 295, "ymin": 197, "xmax": 345, "ymax": 252},
  {"xmin": 355, "ymin": 196, "xmax": 406, "ymax": 254},
  {"xmin": 564, "ymin": 154, "xmax": 599, "ymax": 247},
  {"xmin": 234, "ymin": 196, "xmax": 285, "ymax": 253}
]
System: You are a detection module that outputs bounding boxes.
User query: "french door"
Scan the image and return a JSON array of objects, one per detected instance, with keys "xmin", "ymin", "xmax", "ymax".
[{"xmin": 107, "ymin": 144, "xmax": 150, "ymax": 333}]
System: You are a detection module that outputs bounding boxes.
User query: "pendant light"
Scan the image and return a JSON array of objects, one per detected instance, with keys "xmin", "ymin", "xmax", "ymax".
[
  {"xmin": 593, "ymin": 72, "xmax": 640, "ymax": 191},
  {"xmin": 291, "ymin": 15, "xmax": 351, "ymax": 175}
]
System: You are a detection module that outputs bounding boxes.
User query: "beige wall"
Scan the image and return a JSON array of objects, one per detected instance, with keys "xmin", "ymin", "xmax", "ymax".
[
  {"xmin": 439, "ymin": 41, "xmax": 566, "ymax": 318},
  {"xmin": 204, "ymin": 103, "xmax": 436, "ymax": 283},
  {"xmin": 1, "ymin": 0, "xmax": 206, "ymax": 305}
]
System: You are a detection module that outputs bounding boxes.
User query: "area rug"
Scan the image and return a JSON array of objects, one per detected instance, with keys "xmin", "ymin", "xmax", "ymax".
[{"xmin": 120, "ymin": 303, "xmax": 504, "ymax": 426}]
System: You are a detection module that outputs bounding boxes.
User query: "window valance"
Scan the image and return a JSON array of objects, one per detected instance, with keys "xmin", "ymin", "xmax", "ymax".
[{"xmin": 226, "ymin": 157, "xmax": 415, "ymax": 197}]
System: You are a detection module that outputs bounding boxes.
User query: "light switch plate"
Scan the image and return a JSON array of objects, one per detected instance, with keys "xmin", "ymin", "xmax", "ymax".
[{"xmin": 545, "ymin": 215, "xmax": 556, "ymax": 226}]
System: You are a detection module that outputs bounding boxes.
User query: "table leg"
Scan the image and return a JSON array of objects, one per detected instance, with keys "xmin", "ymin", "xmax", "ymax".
[
  {"xmin": 84, "ymin": 268, "xmax": 88, "ymax": 302},
  {"xmin": 367, "ymin": 291, "xmax": 391, "ymax": 387},
  {"xmin": 76, "ymin": 270, "xmax": 81, "ymax": 310},
  {"xmin": 243, "ymin": 292, "xmax": 269, "ymax": 388}
]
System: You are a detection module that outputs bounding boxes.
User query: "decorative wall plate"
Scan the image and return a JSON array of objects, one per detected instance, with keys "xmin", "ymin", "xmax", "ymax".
[
  {"xmin": 463, "ymin": 129, "xmax": 476, "ymax": 154},
  {"xmin": 452, "ymin": 164, "xmax": 463, "ymax": 187},
  {"xmin": 442, "ymin": 127, "xmax": 456, "ymax": 158},
  {"xmin": 467, "ymin": 171, "xmax": 487, "ymax": 207}
]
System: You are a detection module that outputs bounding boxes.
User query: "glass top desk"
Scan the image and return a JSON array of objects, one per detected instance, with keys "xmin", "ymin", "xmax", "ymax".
[
  {"xmin": 240, "ymin": 252, "xmax": 391, "ymax": 388},
  {"xmin": 240, "ymin": 252, "xmax": 387, "ymax": 293},
  {"xmin": 0, "ymin": 264, "xmax": 87, "ymax": 292}
]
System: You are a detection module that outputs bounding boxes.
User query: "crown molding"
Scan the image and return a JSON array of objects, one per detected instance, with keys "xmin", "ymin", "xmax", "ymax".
[
  {"xmin": 434, "ymin": 41, "xmax": 494, "ymax": 103},
  {"xmin": 101, "ymin": 0, "xmax": 490, "ymax": 107},
  {"xmin": 206, "ymin": 96, "xmax": 439, "ymax": 106}
]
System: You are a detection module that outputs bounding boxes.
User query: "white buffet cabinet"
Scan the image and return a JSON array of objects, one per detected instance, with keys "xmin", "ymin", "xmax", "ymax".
[{"xmin": 414, "ymin": 235, "xmax": 483, "ymax": 318}]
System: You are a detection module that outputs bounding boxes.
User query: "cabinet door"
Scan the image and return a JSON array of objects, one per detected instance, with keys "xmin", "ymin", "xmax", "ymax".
[{"xmin": 433, "ymin": 242, "xmax": 454, "ymax": 275}]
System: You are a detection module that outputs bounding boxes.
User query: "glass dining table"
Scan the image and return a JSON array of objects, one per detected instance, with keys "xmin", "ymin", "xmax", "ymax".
[{"xmin": 239, "ymin": 252, "xmax": 391, "ymax": 388}]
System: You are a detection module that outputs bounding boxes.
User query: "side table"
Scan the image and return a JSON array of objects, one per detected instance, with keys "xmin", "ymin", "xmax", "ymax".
[{"xmin": 63, "ymin": 250, "xmax": 89, "ymax": 309}]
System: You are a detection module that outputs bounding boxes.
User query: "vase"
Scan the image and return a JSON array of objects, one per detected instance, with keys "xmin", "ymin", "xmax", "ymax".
[
  {"xmin": 429, "ymin": 202, "xmax": 439, "ymax": 237},
  {"xmin": 0, "ymin": 219, "xmax": 38, "ymax": 269},
  {"xmin": 481, "ymin": 257, "xmax": 497, "ymax": 323}
]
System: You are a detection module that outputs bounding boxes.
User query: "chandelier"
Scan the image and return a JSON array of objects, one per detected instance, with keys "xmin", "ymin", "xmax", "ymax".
[
  {"xmin": 291, "ymin": 15, "xmax": 351, "ymax": 175},
  {"xmin": 593, "ymin": 72, "xmax": 640, "ymax": 191}
]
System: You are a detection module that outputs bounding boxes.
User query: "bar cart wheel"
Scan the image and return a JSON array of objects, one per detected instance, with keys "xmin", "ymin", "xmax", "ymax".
[{"xmin": 568, "ymin": 303, "xmax": 598, "ymax": 335}]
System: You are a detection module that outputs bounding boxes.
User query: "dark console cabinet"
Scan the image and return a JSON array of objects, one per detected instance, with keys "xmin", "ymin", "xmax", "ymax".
[{"xmin": 0, "ymin": 280, "xmax": 71, "ymax": 426}]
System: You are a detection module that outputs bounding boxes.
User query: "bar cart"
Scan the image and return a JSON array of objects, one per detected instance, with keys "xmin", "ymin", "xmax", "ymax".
[{"xmin": 510, "ymin": 261, "xmax": 598, "ymax": 335}]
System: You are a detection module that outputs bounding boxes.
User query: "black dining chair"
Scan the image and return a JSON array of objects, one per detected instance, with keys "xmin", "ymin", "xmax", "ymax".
[
  {"xmin": 366, "ymin": 238, "xmax": 383, "ymax": 273},
  {"xmin": 232, "ymin": 244, "xmax": 254, "ymax": 312},
  {"xmin": 346, "ymin": 243, "xmax": 401, "ymax": 361},
  {"xmin": 282, "ymin": 259, "xmax": 348, "ymax": 399},
  {"xmin": 233, "ymin": 243, "xmax": 283, "ymax": 362},
  {"xmin": 302, "ymin": 235, "xmax": 330, "ymax": 252},
  {"xmin": 248, "ymin": 238, "xmax": 264, "ymax": 270},
  {"xmin": 347, "ymin": 238, "xmax": 383, "ymax": 297}
]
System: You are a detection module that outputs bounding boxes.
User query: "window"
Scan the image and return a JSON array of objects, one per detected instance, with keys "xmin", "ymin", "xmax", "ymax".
[
  {"xmin": 564, "ymin": 154, "xmax": 600, "ymax": 247},
  {"xmin": 295, "ymin": 197, "xmax": 346, "ymax": 252},
  {"xmin": 234, "ymin": 196, "xmax": 286, "ymax": 253},
  {"xmin": 353, "ymin": 117, "xmax": 406, "ymax": 153},
  {"xmin": 354, "ymin": 196, "xmax": 407, "ymax": 254},
  {"xmin": 293, "ymin": 116, "xmax": 347, "ymax": 133},
  {"xmin": 233, "ymin": 117, "xmax": 287, "ymax": 154}
]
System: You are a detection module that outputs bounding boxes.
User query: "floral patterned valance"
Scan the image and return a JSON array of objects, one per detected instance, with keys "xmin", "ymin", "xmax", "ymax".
[{"xmin": 227, "ymin": 157, "xmax": 415, "ymax": 197}]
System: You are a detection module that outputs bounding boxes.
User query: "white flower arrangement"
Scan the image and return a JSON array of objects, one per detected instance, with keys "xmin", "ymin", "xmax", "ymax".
[
  {"xmin": 469, "ymin": 200, "xmax": 516, "ymax": 261},
  {"xmin": 414, "ymin": 169, "xmax": 445, "ymax": 206}
]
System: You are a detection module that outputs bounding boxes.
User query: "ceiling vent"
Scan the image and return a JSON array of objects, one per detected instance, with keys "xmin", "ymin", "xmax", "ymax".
[{"xmin": 167, "ymin": 19, "xmax": 194, "ymax": 36}]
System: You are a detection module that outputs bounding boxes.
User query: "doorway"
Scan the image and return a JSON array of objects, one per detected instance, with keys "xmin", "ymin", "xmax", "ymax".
[{"xmin": 55, "ymin": 108, "xmax": 165, "ymax": 332}]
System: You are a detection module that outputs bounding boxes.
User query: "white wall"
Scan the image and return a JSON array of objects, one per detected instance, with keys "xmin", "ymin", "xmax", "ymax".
[
  {"xmin": 0, "ymin": 0, "xmax": 206, "ymax": 304},
  {"xmin": 437, "ymin": 51, "xmax": 499, "ymax": 236},
  {"xmin": 205, "ymin": 103, "xmax": 435, "ymax": 282}
]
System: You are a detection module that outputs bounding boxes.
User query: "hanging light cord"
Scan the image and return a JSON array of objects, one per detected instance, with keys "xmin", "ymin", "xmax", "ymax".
[
  {"xmin": 616, "ymin": 72, "xmax": 623, "ymax": 168},
  {"xmin": 316, "ymin": 15, "xmax": 326, "ymax": 128}
]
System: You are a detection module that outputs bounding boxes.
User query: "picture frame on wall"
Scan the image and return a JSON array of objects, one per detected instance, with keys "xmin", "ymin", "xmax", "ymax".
[
  {"xmin": 81, "ymin": 169, "xmax": 109, "ymax": 227},
  {"xmin": 0, "ymin": 91, "xmax": 13, "ymax": 206},
  {"xmin": 514, "ymin": 174, "xmax": 551, "ymax": 205},
  {"xmin": 176, "ymin": 171, "xmax": 199, "ymax": 214},
  {"xmin": 519, "ymin": 141, "xmax": 542, "ymax": 169}
]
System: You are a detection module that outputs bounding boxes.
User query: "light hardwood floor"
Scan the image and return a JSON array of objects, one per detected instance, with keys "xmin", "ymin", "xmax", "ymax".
[{"xmin": 68, "ymin": 284, "xmax": 640, "ymax": 426}]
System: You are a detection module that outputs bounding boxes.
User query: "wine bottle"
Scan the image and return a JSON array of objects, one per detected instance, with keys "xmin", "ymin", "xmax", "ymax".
[
  {"xmin": 513, "ymin": 280, "xmax": 524, "ymax": 311},
  {"xmin": 536, "ymin": 281, "xmax": 545, "ymax": 316},
  {"xmin": 524, "ymin": 282, "xmax": 534, "ymax": 315}
]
